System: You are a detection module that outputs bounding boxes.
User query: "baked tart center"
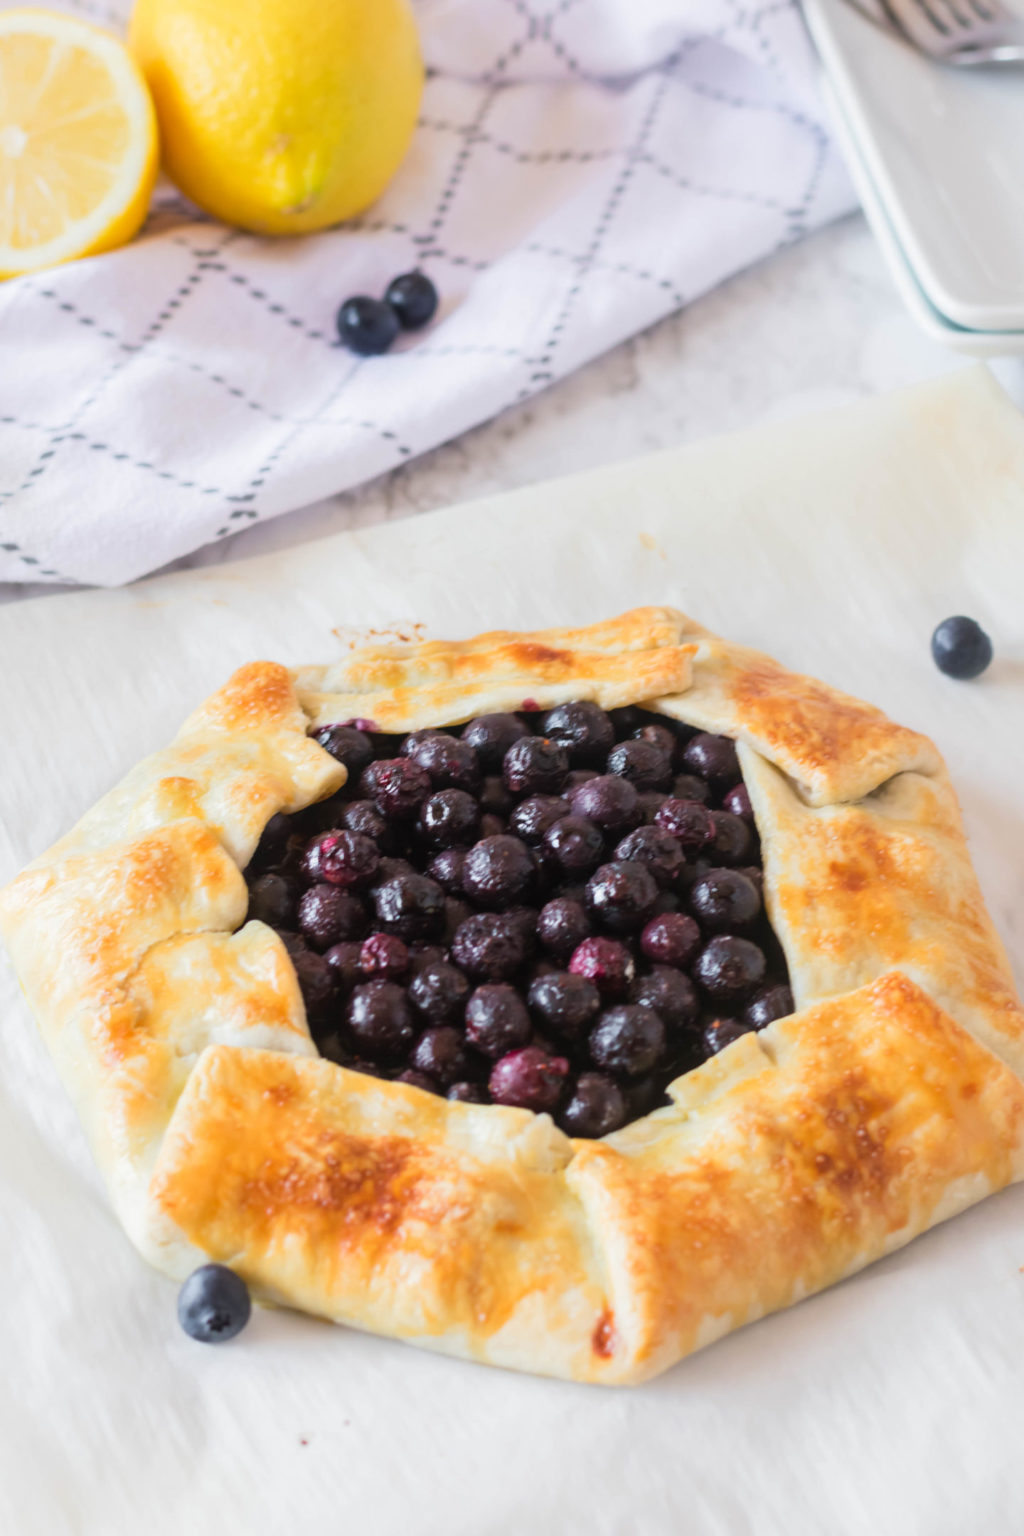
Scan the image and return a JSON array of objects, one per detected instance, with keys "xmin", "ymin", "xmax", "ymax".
[{"xmin": 244, "ymin": 703, "xmax": 792, "ymax": 1136}]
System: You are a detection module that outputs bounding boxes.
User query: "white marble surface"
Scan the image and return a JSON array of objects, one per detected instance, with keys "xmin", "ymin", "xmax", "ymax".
[{"xmin": 2, "ymin": 211, "xmax": 1020, "ymax": 606}]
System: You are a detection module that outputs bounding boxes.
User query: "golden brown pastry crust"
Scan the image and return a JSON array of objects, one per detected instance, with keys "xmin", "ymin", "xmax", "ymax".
[{"xmin": 1, "ymin": 607, "xmax": 1021, "ymax": 1383}]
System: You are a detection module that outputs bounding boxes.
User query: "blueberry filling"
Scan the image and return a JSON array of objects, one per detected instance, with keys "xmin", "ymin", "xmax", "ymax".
[{"xmin": 245, "ymin": 706, "xmax": 793, "ymax": 1138}]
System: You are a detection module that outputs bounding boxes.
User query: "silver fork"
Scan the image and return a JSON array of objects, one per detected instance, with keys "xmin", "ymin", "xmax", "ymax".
[{"xmin": 876, "ymin": 0, "xmax": 1024, "ymax": 63}]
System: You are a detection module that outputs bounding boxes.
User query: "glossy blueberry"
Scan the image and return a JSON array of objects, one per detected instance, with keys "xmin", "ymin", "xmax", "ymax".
[
  {"xmin": 559, "ymin": 1072, "xmax": 626, "ymax": 1139},
  {"xmin": 635, "ymin": 790, "xmax": 669, "ymax": 826},
  {"xmin": 688, "ymin": 868, "xmax": 761, "ymax": 933},
  {"xmin": 503, "ymin": 735, "xmax": 569, "ymax": 796},
  {"xmin": 450, "ymin": 912, "xmax": 527, "ymax": 981},
  {"xmin": 654, "ymin": 797, "xmax": 714, "ymax": 851},
  {"xmin": 297, "ymin": 884, "xmax": 368, "ymax": 949},
  {"xmin": 504, "ymin": 904, "xmax": 539, "ymax": 951},
  {"xmin": 527, "ymin": 970, "xmax": 601, "ymax": 1040},
  {"xmin": 706, "ymin": 810, "xmax": 753, "ymax": 867},
  {"xmin": 465, "ymin": 983, "xmax": 532, "ymax": 1058},
  {"xmin": 631, "ymin": 966, "xmax": 698, "ymax": 1031},
  {"xmin": 341, "ymin": 799, "xmax": 399, "ymax": 854},
  {"xmin": 289, "ymin": 945, "xmax": 337, "ymax": 1019},
  {"xmin": 640, "ymin": 911, "xmax": 701, "ymax": 968},
  {"xmin": 462, "ymin": 713, "xmax": 530, "ymax": 771},
  {"xmin": 606, "ymin": 739, "xmax": 672, "ymax": 791},
  {"xmin": 178, "ymin": 1264, "xmax": 251, "ymax": 1344},
  {"xmin": 426, "ymin": 847, "xmax": 467, "ymax": 893},
  {"xmin": 613, "ymin": 825, "xmax": 684, "ymax": 888},
  {"xmin": 336, "ymin": 294, "xmax": 400, "ymax": 356},
  {"xmin": 369, "ymin": 857, "xmax": 417, "ymax": 891},
  {"xmin": 540, "ymin": 701, "xmax": 615, "ymax": 766},
  {"xmin": 510, "ymin": 794, "xmax": 571, "ymax": 845},
  {"xmin": 462, "ymin": 834, "xmax": 535, "ymax": 909},
  {"xmin": 543, "ymin": 815, "xmax": 604, "ymax": 876},
  {"xmin": 360, "ymin": 757, "xmax": 432, "ymax": 821},
  {"xmin": 931, "ymin": 615, "xmax": 993, "ymax": 679},
  {"xmin": 323, "ymin": 940, "xmax": 363, "ymax": 990},
  {"xmin": 275, "ymin": 928, "xmax": 308, "ymax": 958},
  {"xmin": 418, "ymin": 788, "xmax": 480, "ymax": 849},
  {"xmin": 447, "ymin": 1081, "xmax": 487, "ymax": 1104},
  {"xmin": 313, "ymin": 723, "xmax": 374, "ymax": 777},
  {"xmin": 407, "ymin": 943, "xmax": 449, "ymax": 972},
  {"xmin": 407, "ymin": 959, "xmax": 470, "ymax": 1024},
  {"xmin": 406, "ymin": 732, "xmax": 481, "ymax": 792},
  {"xmin": 681, "ymin": 733, "xmax": 740, "ymax": 790},
  {"xmin": 536, "ymin": 897, "xmax": 591, "ymax": 962},
  {"xmin": 569, "ymin": 774, "xmax": 640, "ymax": 833},
  {"xmin": 359, "ymin": 932, "xmax": 410, "ymax": 981},
  {"xmin": 385, "ymin": 270, "xmax": 439, "ymax": 330},
  {"xmin": 301, "ymin": 830, "xmax": 379, "ymax": 889},
  {"xmin": 589, "ymin": 1005, "xmax": 666, "ymax": 1078},
  {"xmin": 372, "ymin": 872, "xmax": 445, "ymax": 941},
  {"xmin": 247, "ymin": 871, "xmax": 298, "ymax": 928},
  {"xmin": 632, "ymin": 722, "xmax": 677, "ymax": 757},
  {"xmin": 722, "ymin": 783, "xmax": 754, "ymax": 822},
  {"xmin": 568, "ymin": 936, "xmax": 636, "ymax": 998},
  {"xmin": 702, "ymin": 1017, "xmax": 753, "ymax": 1055},
  {"xmin": 489, "ymin": 1046, "xmax": 569, "ymax": 1112},
  {"xmin": 395, "ymin": 1068, "xmax": 442, "ymax": 1096},
  {"xmin": 608, "ymin": 706, "xmax": 647, "ymax": 736},
  {"xmin": 585, "ymin": 860, "xmax": 659, "ymax": 934},
  {"xmin": 251, "ymin": 811, "xmax": 291, "ymax": 868},
  {"xmin": 346, "ymin": 980, "xmax": 415, "ymax": 1059},
  {"xmin": 744, "ymin": 983, "xmax": 794, "ymax": 1030},
  {"xmin": 671, "ymin": 773, "xmax": 711, "ymax": 805},
  {"xmin": 443, "ymin": 895, "xmax": 473, "ymax": 944},
  {"xmin": 693, "ymin": 935, "xmax": 766, "ymax": 1003},
  {"xmin": 479, "ymin": 775, "xmax": 513, "ymax": 816},
  {"xmin": 410, "ymin": 1026, "xmax": 469, "ymax": 1086}
]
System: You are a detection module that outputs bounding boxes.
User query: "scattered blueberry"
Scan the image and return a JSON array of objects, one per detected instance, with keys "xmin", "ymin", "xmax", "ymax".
[
  {"xmin": 336, "ymin": 295, "xmax": 400, "ymax": 356},
  {"xmin": 385, "ymin": 270, "xmax": 439, "ymax": 330},
  {"xmin": 178, "ymin": 1264, "xmax": 252, "ymax": 1344},
  {"xmin": 931, "ymin": 616, "xmax": 993, "ymax": 680}
]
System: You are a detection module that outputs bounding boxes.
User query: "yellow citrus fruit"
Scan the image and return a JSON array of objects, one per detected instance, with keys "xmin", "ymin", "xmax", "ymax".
[
  {"xmin": 0, "ymin": 8, "xmax": 158, "ymax": 279},
  {"xmin": 129, "ymin": 0, "xmax": 423, "ymax": 236}
]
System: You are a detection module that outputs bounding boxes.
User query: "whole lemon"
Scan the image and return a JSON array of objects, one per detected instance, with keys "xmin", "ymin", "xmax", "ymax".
[{"xmin": 129, "ymin": 0, "xmax": 423, "ymax": 235}]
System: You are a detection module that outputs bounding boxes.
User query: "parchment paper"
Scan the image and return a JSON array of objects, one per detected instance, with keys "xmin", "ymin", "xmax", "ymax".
[{"xmin": 2, "ymin": 367, "xmax": 1024, "ymax": 1536}]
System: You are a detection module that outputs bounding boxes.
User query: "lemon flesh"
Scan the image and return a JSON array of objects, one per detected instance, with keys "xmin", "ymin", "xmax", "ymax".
[
  {"xmin": 0, "ymin": 8, "xmax": 158, "ymax": 278},
  {"xmin": 129, "ymin": 0, "xmax": 423, "ymax": 236}
]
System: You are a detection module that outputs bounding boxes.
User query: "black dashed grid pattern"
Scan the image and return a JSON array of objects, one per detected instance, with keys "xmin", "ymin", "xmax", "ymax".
[{"xmin": 0, "ymin": 0, "xmax": 854, "ymax": 587}]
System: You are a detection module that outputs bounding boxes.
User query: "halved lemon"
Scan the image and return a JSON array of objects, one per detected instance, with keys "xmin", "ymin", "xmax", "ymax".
[{"xmin": 0, "ymin": 9, "xmax": 158, "ymax": 278}]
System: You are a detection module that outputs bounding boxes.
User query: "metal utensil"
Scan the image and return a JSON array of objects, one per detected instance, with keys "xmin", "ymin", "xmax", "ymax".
[{"xmin": 876, "ymin": 0, "xmax": 1024, "ymax": 64}]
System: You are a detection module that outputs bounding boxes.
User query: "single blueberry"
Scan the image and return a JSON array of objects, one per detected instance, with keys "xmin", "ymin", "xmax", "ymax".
[
  {"xmin": 178, "ymin": 1264, "xmax": 252, "ymax": 1344},
  {"xmin": 931, "ymin": 616, "xmax": 993, "ymax": 680},
  {"xmin": 465, "ymin": 982, "xmax": 532, "ymax": 1058},
  {"xmin": 462, "ymin": 713, "xmax": 530, "ymax": 771},
  {"xmin": 336, "ymin": 295, "xmax": 400, "ymax": 356},
  {"xmin": 589, "ymin": 1005, "xmax": 666, "ymax": 1078},
  {"xmin": 385, "ymin": 270, "xmax": 439, "ymax": 330},
  {"xmin": 536, "ymin": 897, "xmax": 591, "ymax": 962},
  {"xmin": 489, "ymin": 1046, "xmax": 569, "ymax": 1112},
  {"xmin": 558, "ymin": 1072, "xmax": 627, "ymax": 1139}
]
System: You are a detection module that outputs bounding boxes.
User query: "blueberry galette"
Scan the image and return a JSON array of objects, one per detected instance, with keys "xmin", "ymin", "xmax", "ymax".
[{"xmin": 3, "ymin": 607, "xmax": 1023, "ymax": 1383}]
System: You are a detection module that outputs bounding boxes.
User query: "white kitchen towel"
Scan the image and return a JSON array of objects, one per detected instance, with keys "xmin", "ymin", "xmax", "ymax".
[{"xmin": 0, "ymin": 0, "xmax": 854, "ymax": 587}]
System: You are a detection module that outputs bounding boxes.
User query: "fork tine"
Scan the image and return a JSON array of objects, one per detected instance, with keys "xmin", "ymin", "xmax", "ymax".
[{"xmin": 892, "ymin": 0, "xmax": 953, "ymax": 39}]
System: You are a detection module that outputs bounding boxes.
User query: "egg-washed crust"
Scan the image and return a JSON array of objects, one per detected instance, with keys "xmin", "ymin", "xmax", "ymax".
[{"xmin": 1, "ymin": 606, "xmax": 1022, "ymax": 1384}]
